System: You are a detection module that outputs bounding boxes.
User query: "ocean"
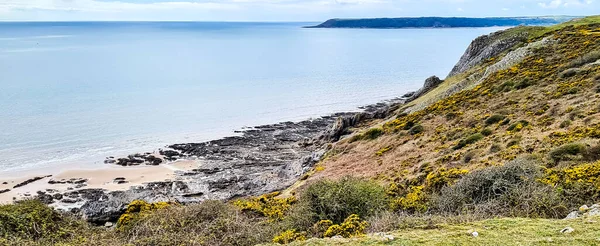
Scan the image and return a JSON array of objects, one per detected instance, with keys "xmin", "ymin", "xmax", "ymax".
[{"xmin": 0, "ymin": 22, "xmax": 504, "ymax": 174}]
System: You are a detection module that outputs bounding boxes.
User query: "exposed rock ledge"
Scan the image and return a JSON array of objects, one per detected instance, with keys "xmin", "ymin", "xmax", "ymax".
[{"xmin": 35, "ymin": 98, "xmax": 404, "ymax": 224}]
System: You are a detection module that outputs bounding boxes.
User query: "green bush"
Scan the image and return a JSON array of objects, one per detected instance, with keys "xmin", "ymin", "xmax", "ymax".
[
  {"xmin": 489, "ymin": 144, "xmax": 502, "ymax": 153},
  {"xmin": 566, "ymin": 50, "xmax": 600, "ymax": 68},
  {"xmin": 507, "ymin": 120, "xmax": 529, "ymax": 132},
  {"xmin": 481, "ymin": 128, "xmax": 493, "ymax": 136},
  {"xmin": 559, "ymin": 68, "xmax": 580, "ymax": 78},
  {"xmin": 409, "ymin": 125, "xmax": 424, "ymax": 135},
  {"xmin": 123, "ymin": 200, "xmax": 278, "ymax": 246},
  {"xmin": 549, "ymin": 143, "xmax": 588, "ymax": 165},
  {"xmin": 0, "ymin": 200, "xmax": 76, "ymax": 241},
  {"xmin": 433, "ymin": 158, "xmax": 568, "ymax": 218},
  {"xmin": 560, "ymin": 120, "xmax": 572, "ymax": 128},
  {"xmin": 485, "ymin": 115, "xmax": 506, "ymax": 125},
  {"xmin": 454, "ymin": 133, "xmax": 484, "ymax": 150},
  {"xmin": 297, "ymin": 177, "xmax": 388, "ymax": 225}
]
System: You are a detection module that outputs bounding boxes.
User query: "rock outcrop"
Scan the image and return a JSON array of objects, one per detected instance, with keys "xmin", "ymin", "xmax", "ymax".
[
  {"xmin": 448, "ymin": 29, "xmax": 529, "ymax": 77},
  {"xmin": 405, "ymin": 76, "xmax": 443, "ymax": 103},
  {"xmin": 565, "ymin": 204, "xmax": 600, "ymax": 219}
]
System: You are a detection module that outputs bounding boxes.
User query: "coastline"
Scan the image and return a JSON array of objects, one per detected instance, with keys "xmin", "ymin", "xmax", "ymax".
[{"xmin": 0, "ymin": 95, "xmax": 407, "ymax": 223}]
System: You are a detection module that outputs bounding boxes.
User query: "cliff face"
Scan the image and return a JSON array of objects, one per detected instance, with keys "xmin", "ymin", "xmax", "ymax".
[{"xmin": 448, "ymin": 29, "xmax": 529, "ymax": 77}]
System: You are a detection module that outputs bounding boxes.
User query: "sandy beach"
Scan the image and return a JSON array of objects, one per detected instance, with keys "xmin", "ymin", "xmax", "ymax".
[{"xmin": 0, "ymin": 160, "xmax": 199, "ymax": 204}]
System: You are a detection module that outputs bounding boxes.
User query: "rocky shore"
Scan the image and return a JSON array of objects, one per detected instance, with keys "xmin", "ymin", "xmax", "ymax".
[{"xmin": 5, "ymin": 96, "xmax": 409, "ymax": 224}]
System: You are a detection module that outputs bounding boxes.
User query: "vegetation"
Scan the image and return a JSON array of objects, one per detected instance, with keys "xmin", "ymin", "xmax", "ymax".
[
  {"xmin": 4, "ymin": 16, "xmax": 600, "ymax": 246},
  {"xmin": 277, "ymin": 217, "xmax": 600, "ymax": 245}
]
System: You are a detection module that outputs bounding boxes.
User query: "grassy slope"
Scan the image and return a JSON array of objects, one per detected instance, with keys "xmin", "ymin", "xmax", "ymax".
[
  {"xmin": 407, "ymin": 15, "xmax": 600, "ymax": 109},
  {"xmin": 283, "ymin": 217, "xmax": 600, "ymax": 245},
  {"xmin": 307, "ymin": 16, "xmax": 600, "ymax": 184}
]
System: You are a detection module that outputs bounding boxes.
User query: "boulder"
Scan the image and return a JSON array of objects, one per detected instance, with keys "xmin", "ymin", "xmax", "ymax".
[{"xmin": 406, "ymin": 76, "xmax": 444, "ymax": 102}]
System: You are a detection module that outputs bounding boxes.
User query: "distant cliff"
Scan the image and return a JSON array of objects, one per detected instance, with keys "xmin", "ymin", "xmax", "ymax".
[{"xmin": 307, "ymin": 16, "xmax": 577, "ymax": 28}]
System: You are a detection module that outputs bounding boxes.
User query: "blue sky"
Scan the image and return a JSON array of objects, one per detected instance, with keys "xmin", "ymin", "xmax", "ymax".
[{"xmin": 0, "ymin": 0, "xmax": 597, "ymax": 21}]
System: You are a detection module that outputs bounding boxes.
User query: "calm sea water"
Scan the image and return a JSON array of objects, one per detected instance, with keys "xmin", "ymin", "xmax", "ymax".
[{"xmin": 0, "ymin": 22, "xmax": 504, "ymax": 174}]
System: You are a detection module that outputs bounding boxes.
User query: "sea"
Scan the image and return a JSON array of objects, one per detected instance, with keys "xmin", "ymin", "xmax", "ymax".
[{"xmin": 0, "ymin": 22, "xmax": 505, "ymax": 174}]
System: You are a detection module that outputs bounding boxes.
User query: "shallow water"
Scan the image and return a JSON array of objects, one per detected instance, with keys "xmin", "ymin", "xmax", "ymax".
[{"xmin": 0, "ymin": 22, "xmax": 504, "ymax": 174}]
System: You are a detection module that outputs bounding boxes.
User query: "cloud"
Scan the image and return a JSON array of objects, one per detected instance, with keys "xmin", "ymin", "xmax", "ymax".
[
  {"xmin": 538, "ymin": 0, "xmax": 592, "ymax": 8},
  {"xmin": 0, "ymin": 0, "xmax": 598, "ymax": 21}
]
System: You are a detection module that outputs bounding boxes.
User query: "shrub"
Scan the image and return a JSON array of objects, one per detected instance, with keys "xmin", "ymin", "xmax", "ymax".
[
  {"xmin": 515, "ymin": 78, "xmax": 533, "ymax": 89},
  {"xmin": 559, "ymin": 68, "xmax": 580, "ymax": 78},
  {"xmin": 409, "ymin": 125, "xmax": 424, "ymax": 135},
  {"xmin": 433, "ymin": 158, "xmax": 568, "ymax": 218},
  {"xmin": 425, "ymin": 168, "xmax": 469, "ymax": 192},
  {"xmin": 566, "ymin": 50, "xmax": 600, "ymax": 68},
  {"xmin": 481, "ymin": 128, "xmax": 493, "ymax": 136},
  {"xmin": 375, "ymin": 146, "xmax": 392, "ymax": 156},
  {"xmin": 506, "ymin": 138, "xmax": 520, "ymax": 148},
  {"xmin": 233, "ymin": 192, "xmax": 296, "ymax": 221},
  {"xmin": 298, "ymin": 177, "xmax": 387, "ymax": 224},
  {"xmin": 391, "ymin": 185, "xmax": 428, "ymax": 213},
  {"xmin": 485, "ymin": 114, "xmax": 506, "ymax": 125},
  {"xmin": 549, "ymin": 143, "xmax": 588, "ymax": 165},
  {"xmin": 117, "ymin": 200, "xmax": 172, "ymax": 228},
  {"xmin": 583, "ymin": 145, "xmax": 600, "ymax": 162},
  {"xmin": 323, "ymin": 214, "xmax": 368, "ymax": 238},
  {"xmin": 123, "ymin": 200, "xmax": 278, "ymax": 246},
  {"xmin": 0, "ymin": 200, "xmax": 77, "ymax": 241},
  {"xmin": 272, "ymin": 230, "xmax": 306, "ymax": 244},
  {"xmin": 507, "ymin": 120, "xmax": 530, "ymax": 132},
  {"xmin": 560, "ymin": 120, "xmax": 572, "ymax": 128},
  {"xmin": 454, "ymin": 133, "xmax": 484, "ymax": 150},
  {"xmin": 490, "ymin": 144, "xmax": 502, "ymax": 153}
]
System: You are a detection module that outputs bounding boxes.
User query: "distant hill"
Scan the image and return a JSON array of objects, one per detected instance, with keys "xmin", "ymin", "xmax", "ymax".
[{"xmin": 307, "ymin": 16, "xmax": 578, "ymax": 28}]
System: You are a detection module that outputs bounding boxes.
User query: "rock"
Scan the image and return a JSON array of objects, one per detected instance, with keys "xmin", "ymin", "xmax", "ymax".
[
  {"xmin": 560, "ymin": 227, "xmax": 574, "ymax": 234},
  {"xmin": 587, "ymin": 208, "xmax": 600, "ymax": 217},
  {"xmin": 471, "ymin": 231, "xmax": 479, "ymax": 237},
  {"xmin": 53, "ymin": 193, "xmax": 64, "ymax": 200},
  {"xmin": 406, "ymin": 76, "xmax": 444, "ymax": 102},
  {"xmin": 80, "ymin": 200, "xmax": 127, "ymax": 225},
  {"xmin": 104, "ymin": 222, "xmax": 114, "ymax": 228},
  {"xmin": 114, "ymin": 177, "xmax": 129, "ymax": 184},
  {"xmin": 0, "ymin": 189, "xmax": 10, "ymax": 194},
  {"xmin": 331, "ymin": 235, "xmax": 344, "ymax": 239},
  {"xmin": 48, "ymin": 178, "xmax": 88, "ymax": 185},
  {"xmin": 591, "ymin": 204, "xmax": 600, "ymax": 209},
  {"xmin": 402, "ymin": 91, "xmax": 415, "ymax": 98},
  {"xmin": 565, "ymin": 211, "xmax": 579, "ymax": 219},
  {"xmin": 579, "ymin": 205, "xmax": 590, "ymax": 212},
  {"xmin": 449, "ymin": 29, "xmax": 528, "ymax": 77},
  {"xmin": 373, "ymin": 232, "xmax": 395, "ymax": 241},
  {"xmin": 13, "ymin": 175, "xmax": 52, "ymax": 189},
  {"xmin": 62, "ymin": 198, "xmax": 78, "ymax": 204},
  {"xmin": 2, "ymin": 182, "xmax": 7, "ymax": 185},
  {"xmin": 36, "ymin": 193, "xmax": 54, "ymax": 204}
]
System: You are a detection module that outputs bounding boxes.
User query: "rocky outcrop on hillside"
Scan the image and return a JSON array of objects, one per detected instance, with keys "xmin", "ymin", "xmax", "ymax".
[
  {"xmin": 448, "ymin": 29, "xmax": 529, "ymax": 77},
  {"xmin": 405, "ymin": 76, "xmax": 443, "ymax": 103}
]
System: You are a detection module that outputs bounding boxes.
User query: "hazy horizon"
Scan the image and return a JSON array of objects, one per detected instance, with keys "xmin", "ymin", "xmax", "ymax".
[{"xmin": 0, "ymin": 0, "xmax": 597, "ymax": 22}]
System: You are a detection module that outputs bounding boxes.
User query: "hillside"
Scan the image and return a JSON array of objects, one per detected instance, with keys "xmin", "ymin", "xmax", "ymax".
[
  {"xmin": 2, "ymin": 16, "xmax": 600, "ymax": 246},
  {"xmin": 307, "ymin": 16, "xmax": 577, "ymax": 29}
]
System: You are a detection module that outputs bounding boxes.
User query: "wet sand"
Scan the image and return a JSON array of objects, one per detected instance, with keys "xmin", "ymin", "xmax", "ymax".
[{"xmin": 0, "ymin": 160, "xmax": 199, "ymax": 204}]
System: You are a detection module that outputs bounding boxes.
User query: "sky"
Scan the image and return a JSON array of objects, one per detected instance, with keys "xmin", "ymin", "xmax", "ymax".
[{"xmin": 0, "ymin": 0, "xmax": 597, "ymax": 21}]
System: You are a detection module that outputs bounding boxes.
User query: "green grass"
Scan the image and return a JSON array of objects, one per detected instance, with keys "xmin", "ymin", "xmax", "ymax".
[{"xmin": 277, "ymin": 217, "xmax": 600, "ymax": 245}]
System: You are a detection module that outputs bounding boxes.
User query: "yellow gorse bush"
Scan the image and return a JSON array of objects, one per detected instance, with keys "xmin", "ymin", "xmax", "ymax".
[
  {"xmin": 323, "ymin": 214, "xmax": 368, "ymax": 238},
  {"xmin": 233, "ymin": 192, "xmax": 296, "ymax": 221}
]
